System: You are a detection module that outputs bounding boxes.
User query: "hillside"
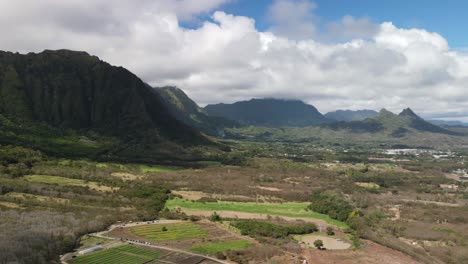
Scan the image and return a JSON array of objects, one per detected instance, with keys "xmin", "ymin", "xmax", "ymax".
[
  {"xmin": 0, "ymin": 50, "xmax": 215, "ymax": 161},
  {"xmin": 325, "ymin": 110, "xmax": 378, "ymax": 122},
  {"xmin": 204, "ymin": 98, "xmax": 330, "ymax": 127},
  {"xmin": 227, "ymin": 107, "xmax": 468, "ymax": 148},
  {"xmin": 155, "ymin": 86, "xmax": 237, "ymax": 137},
  {"xmin": 325, "ymin": 108, "xmax": 461, "ymax": 136}
]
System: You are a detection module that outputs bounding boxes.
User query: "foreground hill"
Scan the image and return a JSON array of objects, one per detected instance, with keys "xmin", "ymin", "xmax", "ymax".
[
  {"xmin": 0, "ymin": 50, "xmax": 216, "ymax": 161},
  {"xmin": 325, "ymin": 110, "xmax": 378, "ymax": 122},
  {"xmin": 204, "ymin": 98, "xmax": 330, "ymax": 127},
  {"xmin": 155, "ymin": 86, "xmax": 237, "ymax": 137}
]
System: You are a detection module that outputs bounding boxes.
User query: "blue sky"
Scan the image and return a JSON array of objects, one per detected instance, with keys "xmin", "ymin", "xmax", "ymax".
[{"xmin": 195, "ymin": 0, "xmax": 467, "ymax": 48}]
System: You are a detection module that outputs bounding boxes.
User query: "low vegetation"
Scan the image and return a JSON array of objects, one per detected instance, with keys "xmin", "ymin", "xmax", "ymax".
[{"xmin": 231, "ymin": 220, "xmax": 317, "ymax": 239}]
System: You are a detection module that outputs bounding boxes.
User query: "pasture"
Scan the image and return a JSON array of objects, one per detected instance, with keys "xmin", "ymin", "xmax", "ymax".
[
  {"xmin": 72, "ymin": 245, "xmax": 160, "ymax": 264},
  {"xmin": 130, "ymin": 222, "xmax": 208, "ymax": 241},
  {"xmin": 191, "ymin": 240, "xmax": 251, "ymax": 254},
  {"xmin": 166, "ymin": 198, "xmax": 348, "ymax": 228}
]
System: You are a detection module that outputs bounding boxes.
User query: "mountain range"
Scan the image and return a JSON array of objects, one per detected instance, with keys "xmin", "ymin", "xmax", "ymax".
[
  {"xmin": 0, "ymin": 49, "xmax": 466, "ymax": 159},
  {"xmin": 204, "ymin": 98, "xmax": 330, "ymax": 127}
]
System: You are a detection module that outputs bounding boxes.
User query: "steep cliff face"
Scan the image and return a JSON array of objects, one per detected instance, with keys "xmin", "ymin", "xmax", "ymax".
[
  {"xmin": 0, "ymin": 50, "xmax": 211, "ymax": 144},
  {"xmin": 0, "ymin": 50, "xmax": 218, "ymax": 161}
]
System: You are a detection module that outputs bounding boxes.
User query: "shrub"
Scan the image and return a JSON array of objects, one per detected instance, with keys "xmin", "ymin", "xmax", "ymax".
[
  {"xmin": 326, "ymin": 226, "xmax": 335, "ymax": 236},
  {"xmin": 313, "ymin": 239, "xmax": 323, "ymax": 249},
  {"xmin": 209, "ymin": 212, "xmax": 222, "ymax": 222}
]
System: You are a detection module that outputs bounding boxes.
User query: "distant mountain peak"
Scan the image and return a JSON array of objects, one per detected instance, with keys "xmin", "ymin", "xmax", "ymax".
[
  {"xmin": 399, "ymin": 107, "xmax": 419, "ymax": 118},
  {"xmin": 379, "ymin": 108, "xmax": 395, "ymax": 115}
]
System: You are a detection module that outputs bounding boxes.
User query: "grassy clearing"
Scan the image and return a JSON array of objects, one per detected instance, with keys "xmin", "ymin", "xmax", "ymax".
[
  {"xmin": 72, "ymin": 245, "xmax": 160, "ymax": 264},
  {"xmin": 138, "ymin": 165, "xmax": 181, "ymax": 173},
  {"xmin": 23, "ymin": 175, "xmax": 117, "ymax": 192},
  {"xmin": 191, "ymin": 240, "xmax": 251, "ymax": 254},
  {"xmin": 166, "ymin": 198, "xmax": 348, "ymax": 228},
  {"xmin": 130, "ymin": 222, "xmax": 208, "ymax": 241}
]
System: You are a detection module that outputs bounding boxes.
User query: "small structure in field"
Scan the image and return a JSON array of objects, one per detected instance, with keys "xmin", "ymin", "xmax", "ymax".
[{"xmin": 78, "ymin": 245, "xmax": 103, "ymax": 255}]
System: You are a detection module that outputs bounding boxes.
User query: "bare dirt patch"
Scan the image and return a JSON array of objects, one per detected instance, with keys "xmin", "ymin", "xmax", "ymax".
[
  {"xmin": 296, "ymin": 235, "xmax": 351, "ymax": 250},
  {"xmin": 173, "ymin": 190, "xmax": 272, "ymax": 202},
  {"xmin": 300, "ymin": 239, "xmax": 422, "ymax": 264},
  {"xmin": 179, "ymin": 209, "xmax": 331, "ymax": 227},
  {"xmin": 250, "ymin": 186, "xmax": 282, "ymax": 192}
]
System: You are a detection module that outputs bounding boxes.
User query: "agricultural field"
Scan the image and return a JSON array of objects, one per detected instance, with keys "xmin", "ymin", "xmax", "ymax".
[
  {"xmin": 166, "ymin": 198, "xmax": 348, "ymax": 228},
  {"xmin": 191, "ymin": 240, "xmax": 251, "ymax": 254},
  {"xmin": 130, "ymin": 222, "xmax": 208, "ymax": 241},
  {"xmin": 72, "ymin": 245, "xmax": 160, "ymax": 264}
]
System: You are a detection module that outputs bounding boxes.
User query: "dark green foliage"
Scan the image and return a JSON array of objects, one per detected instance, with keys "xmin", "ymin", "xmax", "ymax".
[
  {"xmin": 326, "ymin": 226, "xmax": 335, "ymax": 236},
  {"xmin": 205, "ymin": 98, "xmax": 331, "ymax": 127},
  {"xmin": 309, "ymin": 191, "xmax": 355, "ymax": 222},
  {"xmin": 209, "ymin": 211, "xmax": 222, "ymax": 222},
  {"xmin": 0, "ymin": 145, "xmax": 43, "ymax": 177},
  {"xmin": 124, "ymin": 185, "xmax": 170, "ymax": 213},
  {"xmin": 231, "ymin": 220, "xmax": 317, "ymax": 238}
]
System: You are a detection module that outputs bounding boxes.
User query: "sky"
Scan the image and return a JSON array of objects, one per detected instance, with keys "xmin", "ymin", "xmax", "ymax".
[{"xmin": 0, "ymin": 0, "xmax": 467, "ymax": 121}]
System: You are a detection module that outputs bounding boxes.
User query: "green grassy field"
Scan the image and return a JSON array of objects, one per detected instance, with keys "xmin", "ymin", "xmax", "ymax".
[
  {"xmin": 23, "ymin": 175, "xmax": 116, "ymax": 192},
  {"xmin": 72, "ymin": 245, "xmax": 160, "ymax": 264},
  {"xmin": 130, "ymin": 222, "xmax": 208, "ymax": 241},
  {"xmin": 166, "ymin": 199, "xmax": 348, "ymax": 228},
  {"xmin": 138, "ymin": 164, "xmax": 182, "ymax": 173},
  {"xmin": 191, "ymin": 240, "xmax": 251, "ymax": 254}
]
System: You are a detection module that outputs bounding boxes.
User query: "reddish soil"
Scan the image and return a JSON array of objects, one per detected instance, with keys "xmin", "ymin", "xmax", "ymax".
[{"xmin": 301, "ymin": 240, "xmax": 422, "ymax": 264}]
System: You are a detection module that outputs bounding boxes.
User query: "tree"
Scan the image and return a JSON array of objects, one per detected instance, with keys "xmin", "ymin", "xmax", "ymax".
[
  {"xmin": 326, "ymin": 226, "xmax": 335, "ymax": 236},
  {"xmin": 162, "ymin": 226, "xmax": 168, "ymax": 232},
  {"xmin": 313, "ymin": 239, "xmax": 324, "ymax": 249}
]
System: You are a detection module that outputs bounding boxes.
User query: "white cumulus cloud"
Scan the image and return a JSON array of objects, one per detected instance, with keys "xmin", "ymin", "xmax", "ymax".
[{"xmin": 0, "ymin": 0, "xmax": 467, "ymax": 121}]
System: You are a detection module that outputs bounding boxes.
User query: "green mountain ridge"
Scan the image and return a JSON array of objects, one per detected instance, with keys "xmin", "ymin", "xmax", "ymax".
[
  {"xmin": 324, "ymin": 108, "xmax": 462, "ymax": 137},
  {"xmin": 154, "ymin": 86, "xmax": 238, "ymax": 137},
  {"xmin": 0, "ymin": 50, "xmax": 217, "ymax": 162},
  {"xmin": 204, "ymin": 98, "xmax": 331, "ymax": 127}
]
